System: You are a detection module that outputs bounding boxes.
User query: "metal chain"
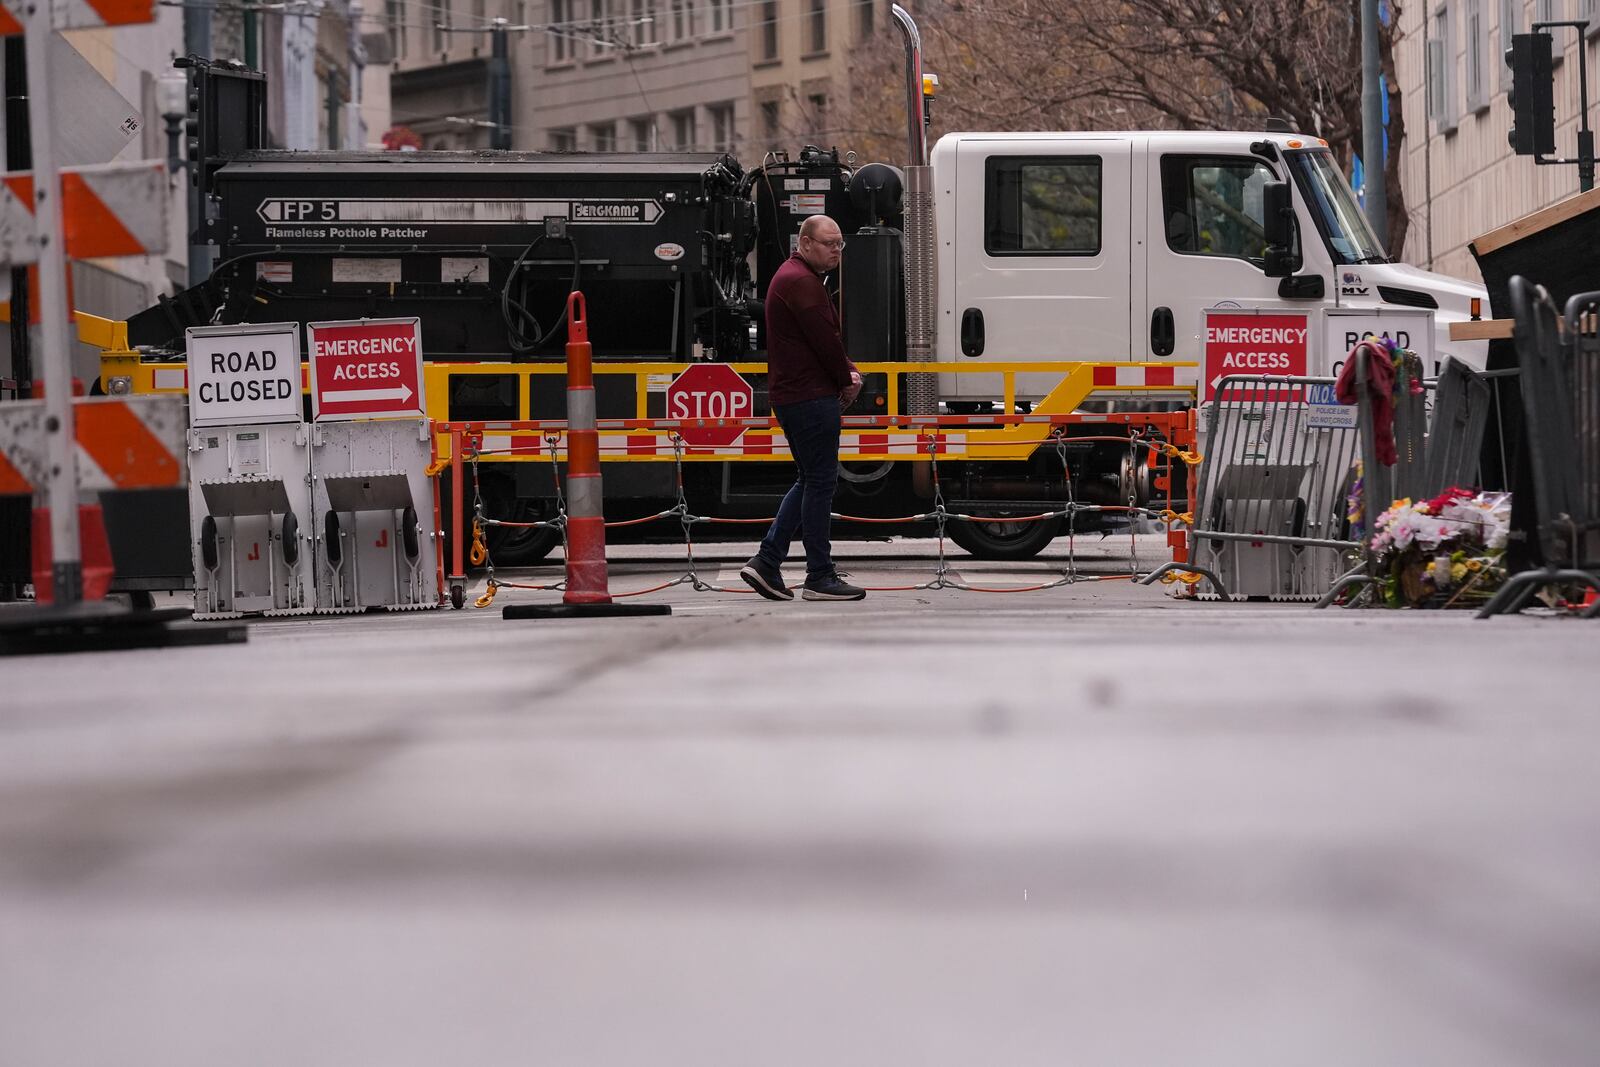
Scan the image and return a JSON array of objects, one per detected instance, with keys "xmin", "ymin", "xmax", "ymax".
[
  {"xmin": 926, "ymin": 434, "xmax": 950, "ymax": 589},
  {"xmin": 468, "ymin": 450, "xmax": 499, "ymax": 591},
  {"xmin": 669, "ymin": 434, "xmax": 714, "ymax": 591},
  {"xmin": 546, "ymin": 432, "xmax": 570, "ymax": 560},
  {"xmin": 1053, "ymin": 429, "xmax": 1080, "ymax": 584}
]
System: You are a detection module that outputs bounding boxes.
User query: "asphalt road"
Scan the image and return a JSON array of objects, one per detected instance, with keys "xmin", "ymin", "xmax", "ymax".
[{"xmin": 2, "ymin": 539, "xmax": 1598, "ymax": 1066}]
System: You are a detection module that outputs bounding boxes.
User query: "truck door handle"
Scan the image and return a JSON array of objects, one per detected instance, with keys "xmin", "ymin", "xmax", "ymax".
[
  {"xmin": 1151, "ymin": 306, "xmax": 1175, "ymax": 357},
  {"xmin": 961, "ymin": 307, "xmax": 985, "ymax": 356}
]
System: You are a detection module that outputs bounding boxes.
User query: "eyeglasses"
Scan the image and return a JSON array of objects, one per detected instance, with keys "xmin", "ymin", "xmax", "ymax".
[{"xmin": 809, "ymin": 238, "xmax": 847, "ymax": 250}]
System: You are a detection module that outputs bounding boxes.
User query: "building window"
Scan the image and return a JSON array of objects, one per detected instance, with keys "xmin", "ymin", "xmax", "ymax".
[
  {"xmin": 550, "ymin": 127, "xmax": 576, "ymax": 150},
  {"xmin": 706, "ymin": 0, "xmax": 729, "ymax": 32},
  {"xmin": 516, "ymin": 0, "xmax": 526, "ymax": 25},
  {"xmin": 759, "ymin": 1, "xmax": 778, "ymax": 59},
  {"xmin": 985, "ymin": 156, "xmax": 1102, "ymax": 256},
  {"xmin": 1499, "ymin": 0, "xmax": 1518, "ymax": 88},
  {"xmin": 670, "ymin": 109, "xmax": 695, "ymax": 149},
  {"xmin": 856, "ymin": 0, "xmax": 874, "ymax": 39},
  {"xmin": 708, "ymin": 102, "xmax": 734, "ymax": 151},
  {"xmin": 807, "ymin": 91, "xmax": 828, "ymax": 131},
  {"xmin": 760, "ymin": 99, "xmax": 780, "ymax": 144},
  {"xmin": 631, "ymin": 0, "xmax": 658, "ymax": 45},
  {"xmin": 473, "ymin": 0, "xmax": 485, "ymax": 23},
  {"xmin": 1428, "ymin": 2, "xmax": 1458, "ymax": 134},
  {"xmin": 387, "ymin": 0, "xmax": 406, "ymax": 58},
  {"xmin": 1465, "ymin": 0, "xmax": 1488, "ymax": 111},
  {"xmin": 668, "ymin": 0, "xmax": 691, "ymax": 42},
  {"xmin": 551, "ymin": 0, "xmax": 574, "ymax": 61},
  {"xmin": 1584, "ymin": 0, "xmax": 1600, "ymax": 36},
  {"xmin": 587, "ymin": 0, "xmax": 618, "ymax": 59},
  {"xmin": 434, "ymin": 0, "xmax": 450, "ymax": 52},
  {"xmin": 631, "ymin": 116, "xmax": 653, "ymax": 150},
  {"xmin": 591, "ymin": 122, "xmax": 616, "ymax": 151},
  {"xmin": 806, "ymin": 0, "xmax": 826, "ymax": 53}
]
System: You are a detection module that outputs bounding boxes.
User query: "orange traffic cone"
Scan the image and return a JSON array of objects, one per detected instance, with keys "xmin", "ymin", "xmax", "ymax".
[
  {"xmin": 503, "ymin": 292, "xmax": 669, "ymax": 620},
  {"xmin": 31, "ymin": 503, "xmax": 115, "ymax": 604}
]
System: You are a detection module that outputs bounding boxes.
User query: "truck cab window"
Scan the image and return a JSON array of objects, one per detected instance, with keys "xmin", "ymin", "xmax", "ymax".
[
  {"xmin": 984, "ymin": 156, "xmax": 1101, "ymax": 256},
  {"xmin": 1160, "ymin": 156, "xmax": 1274, "ymax": 264}
]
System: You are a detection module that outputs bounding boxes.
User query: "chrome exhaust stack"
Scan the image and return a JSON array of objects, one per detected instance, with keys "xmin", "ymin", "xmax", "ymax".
[{"xmin": 891, "ymin": 3, "xmax": 937, "ymax": 418}]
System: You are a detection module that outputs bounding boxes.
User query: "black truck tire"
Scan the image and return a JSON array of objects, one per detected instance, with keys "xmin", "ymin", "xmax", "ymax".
[{"xmin": 946, "ymin": 512, "xmax": 1064, "ymax": 561}]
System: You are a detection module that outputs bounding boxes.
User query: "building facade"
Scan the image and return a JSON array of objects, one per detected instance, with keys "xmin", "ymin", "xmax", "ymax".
[
  {"xmin": 1397, "ymin": 0, "xmax": 1593, "ymax": 282},
  {"xmin": 384, "ymin": 0, "xmax": 526, "ymax": 149},
  {"xmin": 522, "ymin": 0, "xmax": 749, "ymax": 155},
  {"xmin": 750, "ymin": 0, "xmax": 878, "ymax": 156}
]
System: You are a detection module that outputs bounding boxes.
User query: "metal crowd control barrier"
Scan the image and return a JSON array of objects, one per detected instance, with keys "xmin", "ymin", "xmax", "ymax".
[
  {"xmin": 1478, "ymin": 278, "xmax": 1600, "ymax": 618},
  {"xmin": 1144, "ymin": 375, "xmax": 1360, "ymax": 601},
  {"xmin": 437, "ymin": 411, "xmax": 1200, "ymax": 609},
  {"xmin": 1317, "ymin": 348, "xmax": 1516, "ymax": 607}
]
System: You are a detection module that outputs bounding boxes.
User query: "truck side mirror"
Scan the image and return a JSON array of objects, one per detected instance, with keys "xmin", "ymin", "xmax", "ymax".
[{"xmin": 1261, "ymin": 181, "xmax": 1300, "ymax": 278}]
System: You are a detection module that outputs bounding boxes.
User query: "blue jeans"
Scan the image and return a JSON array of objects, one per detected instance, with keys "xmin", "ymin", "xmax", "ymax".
[{"xmin": 757, "ymin": 395, "xmax": 841, "ymax": 581}]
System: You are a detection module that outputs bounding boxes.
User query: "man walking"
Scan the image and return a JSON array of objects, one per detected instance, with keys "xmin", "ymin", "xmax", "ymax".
[{"xmin": 740, "ymin": 215, "xmax": 866, "ymax": 602}]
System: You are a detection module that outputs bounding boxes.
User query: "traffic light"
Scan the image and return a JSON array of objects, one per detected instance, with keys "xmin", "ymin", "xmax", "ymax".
[{"xmin": 1506, "ymin": 32, "xmax": 1556, "ymax": 156}]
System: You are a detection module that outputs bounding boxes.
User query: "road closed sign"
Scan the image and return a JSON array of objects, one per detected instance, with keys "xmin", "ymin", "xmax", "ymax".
[
  {"xmin": 185, "ymin": 322, "xmax": 303, "ymax": 428},
  {"xmin": 1203, "ymin": 311, "xmax": 1310, "ymax": 401},
  {"xmin": 307, "ymin": 317, "xmax": 426, "ymax": 421}
]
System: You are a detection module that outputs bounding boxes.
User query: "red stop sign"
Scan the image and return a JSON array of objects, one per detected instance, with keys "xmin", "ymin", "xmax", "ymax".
[{"xmin": 666, "ymin": 364, "xmax": 754, "ymax": 447}]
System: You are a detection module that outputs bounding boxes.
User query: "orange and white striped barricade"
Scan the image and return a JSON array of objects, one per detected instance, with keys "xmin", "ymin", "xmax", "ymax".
[
  {"xmin": 184, "ymin": 322, "xmax": 315, "ymax": 618},
  {"xmin": 0, "ymin": 393, "xmax": 186, "ymax": 601},
  {"xmin": 503, "ymin": 292, "xmax": 670, "ymax": 620}
]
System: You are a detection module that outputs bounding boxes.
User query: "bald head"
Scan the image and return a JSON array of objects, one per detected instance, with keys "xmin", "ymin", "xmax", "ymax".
[{"xmin": 797, "ymin": 214, "xmax": 844, "ymax": 273}]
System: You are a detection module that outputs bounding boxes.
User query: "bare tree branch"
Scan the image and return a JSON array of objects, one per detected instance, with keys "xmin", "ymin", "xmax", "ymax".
[{"xmin": 842, "ymin": 0, "xmax": 1407, "ymax": 249}]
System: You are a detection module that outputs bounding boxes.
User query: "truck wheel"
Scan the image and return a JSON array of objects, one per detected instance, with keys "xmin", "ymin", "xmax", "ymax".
[
  {"xmin": 946, "ymin": 512, "xmax": 1064, "ymax": 560},
  {"xmin": 484, "ymin": 495, "xmax": 560, "ymax": 566}
]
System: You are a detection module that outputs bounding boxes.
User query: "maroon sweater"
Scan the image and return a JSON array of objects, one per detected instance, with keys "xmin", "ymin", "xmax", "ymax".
[{"xmin": 765, "ymin": 252, "xmax": 856, "ymax": 405}]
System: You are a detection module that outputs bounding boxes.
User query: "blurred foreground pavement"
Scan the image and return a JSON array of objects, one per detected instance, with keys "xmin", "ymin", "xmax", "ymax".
[{"xmin": 2, "ymin": 541, "xmax": 1598, "ymax": 1066}]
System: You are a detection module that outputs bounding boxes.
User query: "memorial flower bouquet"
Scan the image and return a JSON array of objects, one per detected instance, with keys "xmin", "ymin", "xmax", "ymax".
[{"xmin": 1369, "ymin": 487, "xmax": 1511, "ymax": 607}]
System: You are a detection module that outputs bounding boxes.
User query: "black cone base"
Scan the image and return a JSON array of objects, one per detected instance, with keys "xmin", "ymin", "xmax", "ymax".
[
  {"xmin": 503, "ymin": 602, "xmax": 672, "ymax": 619},
  {"xmin": 0, "ymin": 603, "xmax": 249, "ymax": 656}
]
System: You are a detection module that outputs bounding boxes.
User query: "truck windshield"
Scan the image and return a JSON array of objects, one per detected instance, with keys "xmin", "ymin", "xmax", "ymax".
[{"xmin": 1287, "ymin": 149, "xmax": 1387, "ymax": 265}]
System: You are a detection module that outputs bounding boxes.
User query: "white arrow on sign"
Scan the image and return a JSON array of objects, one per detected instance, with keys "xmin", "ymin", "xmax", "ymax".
[{"xmin": 323, "ymin": 384, "xmax": 414, "ymax": 404}]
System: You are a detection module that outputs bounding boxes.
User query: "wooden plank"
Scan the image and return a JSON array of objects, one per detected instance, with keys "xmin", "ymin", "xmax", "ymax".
[
  {"xmin": 1471, "ymin": 187, "xmax": 1600, "ymax": 257},
  {"xmin": 1448, "ymin": 318, "xmax": 1514, "ymax": 341}
]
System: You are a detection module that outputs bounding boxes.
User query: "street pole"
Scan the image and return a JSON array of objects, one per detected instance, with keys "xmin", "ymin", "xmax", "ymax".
[
  {"xmin": 5, "ymin": 37, "xmax": 31, "ymax": 394},
  {"xmin": 23, "ymin": 0, "xmax": 83, "ymax": 603},
  {"xmin": 1360, "ymin": 0, "xmax": 1388, "ymax": 246},
  {"xmin": 489, "ymin": 19, "xmax": 511, "ymax": 150},
  {"xmin": 184, "ymin": 3, "xmax": 211, "ymax": 286}
]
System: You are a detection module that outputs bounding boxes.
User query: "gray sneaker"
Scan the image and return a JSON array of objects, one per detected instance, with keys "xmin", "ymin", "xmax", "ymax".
[
  {"xmin": 740, "ymin": 557, "xmax": 793, "ymax": 601},
  {"xmin": 802, "ymin": 570, "xmax": 866, "ymax": 601}
]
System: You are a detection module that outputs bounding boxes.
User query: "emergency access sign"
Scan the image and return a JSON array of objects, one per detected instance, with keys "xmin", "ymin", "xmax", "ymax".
[
  {"xmin": 307, "ymin": 317, "xmax": 426, "ymax": 422},
  {"xmin": 185, "ymin": 322, "xmax": 303, "ymax": 428},
  {"xmin": 1202, "ymin": 311, "xmax": 1310, "ymax": 401}
]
